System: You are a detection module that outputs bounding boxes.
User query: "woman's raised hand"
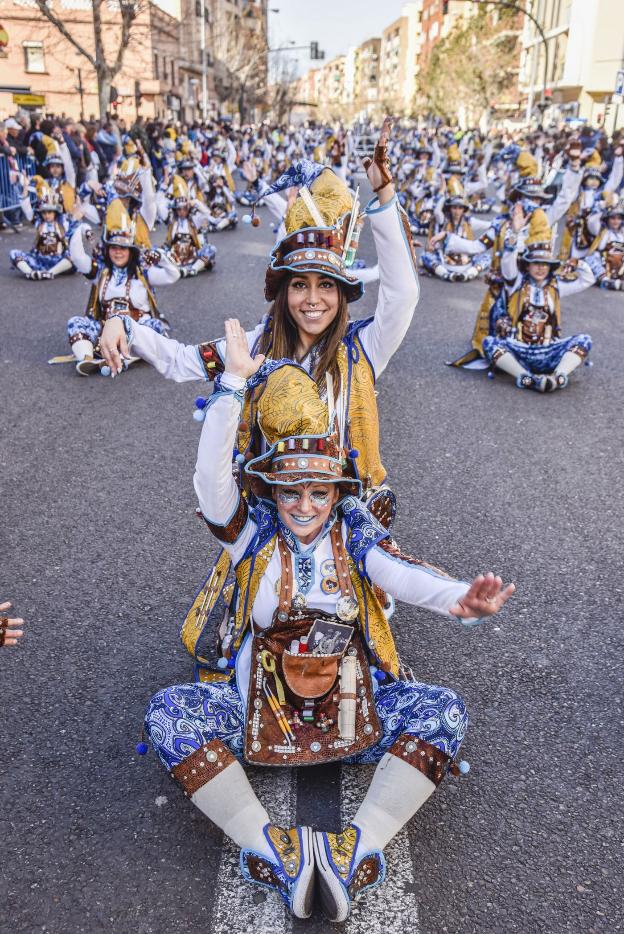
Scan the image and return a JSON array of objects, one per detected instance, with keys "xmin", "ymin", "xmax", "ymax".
[
  {"xmin": 449, "ymin": 572, "xmax": 516, "ymax": 620},
  {"xmin": 363, "ymin": 116, "xmax": 394, "ymax": 204},
  {"xmin": 224, "ymin": 317, "xmax": 265, "ymax": 379},
  {"xmin": 100, "ymin": 317, "xmax": 129, "ymax": 376}
]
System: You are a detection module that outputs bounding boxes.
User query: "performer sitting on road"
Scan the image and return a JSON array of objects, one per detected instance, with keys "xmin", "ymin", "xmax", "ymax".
[
  {"xmin": 99, "ymin": 118, "xmax": 418, "ymax": 506},
  {"xmin": 10, "ymin": 176, "xmax": 75, "ymax": 280},
  {"xmin": 159, "ymin": 175, "xmax": 217, "ymax": 278},
  {"xmin": 143, "ymin": 323, "xmax": 515, "ymax": 922},
  {"xmin": 482, "ymin": 206, "xmax": 594, "ymax": 392},
  {"xmin": 66, "ymin": 201, "xmax": 179, "ymax": 376},
  {"xmin": 420, "ymin": 177, "xmax": 491, "ymax": 282}
]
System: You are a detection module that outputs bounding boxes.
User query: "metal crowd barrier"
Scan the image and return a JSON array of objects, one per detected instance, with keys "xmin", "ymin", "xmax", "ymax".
[{"xmin": 0, "ymin": 153, "xmax": 37, "ymax": 216}]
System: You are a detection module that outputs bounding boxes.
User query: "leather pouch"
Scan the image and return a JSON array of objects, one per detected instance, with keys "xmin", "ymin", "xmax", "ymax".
[{"xmin": 282, "ymin": 651, "xmax": 341, "ymax": 700}]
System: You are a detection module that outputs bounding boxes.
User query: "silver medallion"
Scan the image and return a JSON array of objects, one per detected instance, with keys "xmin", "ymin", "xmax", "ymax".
[
  {"xmin": 292, "ymin": 593, "xmax": 306, "ymax": 609},
  {"xmin": 336, "ymin": 595, "xmax": 359, "ymax": 621},
  {"xmin": 310, "ymin": 741, "xmax": 321, "ymax": 753}
]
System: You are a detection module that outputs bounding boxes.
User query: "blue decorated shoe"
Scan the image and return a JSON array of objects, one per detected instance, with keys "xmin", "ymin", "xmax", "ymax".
[
  {"xmin": 240, "ymin": 824, "xmax": 315, "ymax": 919},
  {"xmin": 313, "ymin": 825, "xmax": 386, "ymax": 922}
]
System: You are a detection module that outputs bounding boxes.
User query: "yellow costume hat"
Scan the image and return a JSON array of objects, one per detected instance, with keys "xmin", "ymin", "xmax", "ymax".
[
  {"xmin": 41, "ymin": 134, "xmax": 64, "ymax": 166},
  {"xmin": 263, "ymin": 162, "xmax": 364, "ymax": 303},
  {"xmin": 171, "ymin": 174, "xmax": 190, "ymax": 205},
  {"xmin": 103, "ymin": 199, "xmax": 138, "ymax": 249},
  {"xmin": 518, "ymin": 209, "xmax": 559, "ymax": 269},
  {"xmin": 445, "ymin": 143, "xmax": 465, "ymax": 174},
  {"xmin": 32, "ymin": 175, "xmax": 62, "ymax": 212},
  {"xmin": 444, "ymin": 174, "xmax": 469, "ymax": 209},
  {"xmin": 582, "ymin": 148, "xmax": 604, "ymax": 181},
  {"xmin": 516, "ymin": 150, "xmax": 538, "ymax": 178},
  {"xmin": 113, "ymin": 156, "xmax": 143, "ymax": 200},
  {"xmin": 244, "ymin": 362, "xmax": 361, "ymax": 496}
]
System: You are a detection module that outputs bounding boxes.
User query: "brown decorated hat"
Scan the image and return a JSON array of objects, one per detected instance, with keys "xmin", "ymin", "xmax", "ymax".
[{"xmin": 260, "ymin": 163, "xmax": 365, "ymax": 303}]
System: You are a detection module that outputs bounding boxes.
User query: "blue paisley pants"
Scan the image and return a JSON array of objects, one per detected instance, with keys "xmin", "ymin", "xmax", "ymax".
[{"xmin": 145, "ymin": 679, "xmax": 468, "ymax": 772}]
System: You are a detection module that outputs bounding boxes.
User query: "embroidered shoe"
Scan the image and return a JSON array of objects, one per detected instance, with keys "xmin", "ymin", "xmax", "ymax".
[
  {"xmin": 240, "ymin": 824, "xmax": 315, "ymax": 919},
  {"xmin": 313, "ymin": 825, "xmax": 386, "ymax": 922}
]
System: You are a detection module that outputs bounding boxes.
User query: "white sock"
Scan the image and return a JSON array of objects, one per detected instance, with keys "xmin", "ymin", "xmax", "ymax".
[
  {"xmin": 493, "ymin": 350, "xmax": 530, "ymax": 380},
  {"xmin": 352, "ymin": 752, "xmax": 436, "ymax": 860},
  {"xmin": 555, "ymin": 350, "xmax": 583, "ymax": 378},
  {"xmin": 48, "ymin": 257, "xmax": 73, "ymax": 277},
  {"xmin": 16, "ymin": 260, "xmax": 32, "ymax": 276},
  {"xmin": 191, "ymin": 759, "xmax": 274, "ymax": 859},
  {"xmin": 71, "ymin": 339, "xmax": 94, "ymax": 361}
]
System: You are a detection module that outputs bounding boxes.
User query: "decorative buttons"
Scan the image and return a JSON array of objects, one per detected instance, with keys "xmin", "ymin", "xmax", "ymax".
[
  {"xmin": 310, "ymin": 741, "xmax": 321, "ymax": 753},
  {"xmin": 305, "ymin": 250, "xmax": 315, "ymax": 259},
  {"xmin": 251, "ymin": 741, "xmax": 262, "ymax": 752},
  {"xmin": 206, "ymin": 750, "xmax": 218, "ymax": 762},
  {"xmin": 254, "ymin": 698, "xmax": 262, "ymax": 709},
  {"xmin": 363, "ymin": 724, "xmax": 374, "ymax": 735},
  {"xmin": 297, "ymin": 458, "xmax": 307, "ymax": 468},
  {"xmin": 405, "ymin": 741, "xmax": 416, "ymax": 754}
]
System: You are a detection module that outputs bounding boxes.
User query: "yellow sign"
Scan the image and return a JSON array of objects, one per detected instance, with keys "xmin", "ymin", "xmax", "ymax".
[{"xmin": 12, "ymin": 93, "xmax": 45, "ymax": 107}]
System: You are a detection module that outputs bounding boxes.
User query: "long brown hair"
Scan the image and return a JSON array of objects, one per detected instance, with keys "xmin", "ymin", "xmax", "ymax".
[{"xmin": 258, "ymin": 276, "xmax": 349, "ymax": 392}]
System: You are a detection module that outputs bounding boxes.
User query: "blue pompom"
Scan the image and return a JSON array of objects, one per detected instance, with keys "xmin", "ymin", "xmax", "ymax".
[
  {"xmin": 136, "ymin": 742, "xmax": 149, "ymax": 756},
  {"xmin": 193, "ymin": 408, "xmax": 206, "ymax": 423},
  {"xmin": 348, "ymin": 448, "xmax": 359, "ymax": 460},
  {"xmin": 242, "ymin": 214, "xmax": 252, "ymax": 224},
  {"xmin": 584, "ymin": 359, "xmax": 593, "ymax": 368},
  {"xmin": 372, "ymin": 668, "xmax": 386, "ymax": 683},
  {"xmin": 217, "ymin": 656, "xmax": 229, "ymax": 669},
  {"xmin": 194, "ymin": 396, "xmax": 208, "ymax": 409},
  {"xmin": 100, "ymin": 365, "xmax": 111, "ymax": 377},
  {"xmin": 486, "ymin": 370, "xmax": 495, "ymax": 380},
  {"xmin": 458, "ymin": 759, "xmax": 470, "ymax": 775},
  {"xmin": 235, "ymin": 453, "xmax": 246, "ymax": 466}
]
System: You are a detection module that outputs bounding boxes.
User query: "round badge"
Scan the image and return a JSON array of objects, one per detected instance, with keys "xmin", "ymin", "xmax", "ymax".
[
  {"xmin": 310, "ymin": 741, "xmax": 321, "ymax": 753},
  {"xmin": 292, "ymin": 593, "xmax": 306, "ymax": 609},
  {"xmin": 305, "ymin": 250, "xmax": 315, "ymax": 259},
  {"xmin": 363, "ymin": 724, "xmax": 373, "ymax": 735},
  {"xmin": 251, "ymin": 741, "xmax": 262, "ymax": 752},
  {"xmin": 297, "ymin": 458, "xmax": 308, "ymax": 468},
  {"xmin": 336, "ymin": 595, "xmax": 359, "ymax": 621},
  {"xmin": 254, "ymin": 698, "xmax": 262, "ymax": 709}
]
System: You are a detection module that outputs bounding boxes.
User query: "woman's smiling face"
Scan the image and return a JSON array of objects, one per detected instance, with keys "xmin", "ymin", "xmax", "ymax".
[
  {"xmin": 274, "ymin": 481, "xmax": 339, "ymax": 544},
  {"xmin": 287, "ymin": 272, "xmax": 340, "ymax": 341}
]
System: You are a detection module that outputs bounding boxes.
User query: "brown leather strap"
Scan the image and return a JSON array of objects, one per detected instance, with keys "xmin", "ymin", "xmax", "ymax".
[
  {"xmin": 329, "ymin": 522, "xmax": 356, "ymax": 601},
  {"xmin": 363, "ymin": 141, "xmax": 393, "ymax": 193},
  {"xmin": 277, "ymin": 533, "xmax": 294, "ymax": 619},
  {"xmin": 0, "ymin": 616, "xmax": 8, "ymax": 647}
]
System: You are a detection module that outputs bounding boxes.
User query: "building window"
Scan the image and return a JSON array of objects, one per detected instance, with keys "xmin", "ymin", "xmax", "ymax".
[
  {"xmin": 154, "ymin": 52, "xmax": 159, "ymax": 78},
  {"xmin": 171, "ymin": 59, "xmax": 176, "ymax": 84},
  {"xmin": 195, "ymin": 0, "xmax": 201, "ymax": 15},
  {"xmin": 23, "ymin": 41, "xmax": 45, "ymax": 73}
]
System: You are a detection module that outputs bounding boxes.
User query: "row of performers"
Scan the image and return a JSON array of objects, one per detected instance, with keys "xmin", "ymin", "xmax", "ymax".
[
  {"xmin": 397, "ymin": 139, "xmax": 624, "ymax": 292},
  {"xmin": 86, "ymin": 121, "xmax": 515, "ymax": 922}
]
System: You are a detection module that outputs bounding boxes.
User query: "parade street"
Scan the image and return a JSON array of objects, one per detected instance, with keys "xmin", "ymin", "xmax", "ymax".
[{"xmin": 1, "ymin": 197, "xmax": 622, "ymax": 934}]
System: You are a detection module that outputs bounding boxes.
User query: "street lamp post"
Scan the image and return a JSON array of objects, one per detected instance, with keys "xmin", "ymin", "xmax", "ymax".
[{"xmin": 199, "ymin": 0, "xmax": 208, "ymax": 120}]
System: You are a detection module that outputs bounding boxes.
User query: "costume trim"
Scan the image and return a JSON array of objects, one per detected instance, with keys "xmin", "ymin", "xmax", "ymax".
[
  {"xmin": 202, "ymin": 496, "xmax": 249, "ymax": 544},
  {"xmin": 171, "ymin": 738, "xmax": 235, "ymax": 796},
  {"xmin": 388, "ymin": 734, "xmax": 451, "ymax": 786}
]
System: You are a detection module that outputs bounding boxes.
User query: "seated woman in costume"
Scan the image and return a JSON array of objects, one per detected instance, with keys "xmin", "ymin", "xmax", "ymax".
[
  {"xmin": 66, "ymin": 201, "xmax": 179, "ymax": 376},
  {"xmin": 482, "ymin": 206, "xmax": 594, "ymax": 392},
  {"xmin": 99, "ymin": 119, "xmax": 419, "ymax": 506},
  {"xmin": 144, "ymin": 321, "xmax": 515, "ymax": 923},
  {"xmin": 10, "ymin": 176, "xmax": 75, "ymax": 280},
  {"xmin": 580, "ymin": 197, "xmax": 624, "ymax": 291},
  {"xmin": 421, "ymin": 177, "xmax": 491, "ymax": 283},
  {"xmin": 159, "ymin": 175, "xmax": 217, "ymax": 278}
]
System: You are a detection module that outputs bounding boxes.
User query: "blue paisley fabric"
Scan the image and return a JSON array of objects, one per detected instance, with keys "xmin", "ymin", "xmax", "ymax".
[
  {"xmin": 66, "ymin": 314, "xmax": 168, "ymax": 343},
  {"xmin": 483, "ymin": 333, "xmax": 592, "ymax": 373},
  {"xmin": 144, "ymin": 678, "xmax": 468, "ymax": 771},
  {"xmin": 341, "ymin": 496, "xmax": 389, "ymax": 563},
  {"xmin": 10, "ymin": 248, "xmax": 72, "ymax": 271}
]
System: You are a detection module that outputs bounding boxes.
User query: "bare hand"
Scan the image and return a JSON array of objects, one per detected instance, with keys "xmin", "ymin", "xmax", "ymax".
[
  {"xmin": 0, "ymin": 601, "xmax": 24, "ymax": 647},
  {"xmin": 224, "ymin": 317, "xmax": 265, "ymax": 379},
  {"xmin": 449, "ymin": 573, "xmax": 515, "ymax": 619},
  {"xmin": 429, "ymin": 231, "xmax": 446, "ymax": 249},
  {"xmin": 100, "ymin": 317, "xmax": 129, "ymax": 376},
  {"xmin": 241, "ymin": 160, "xmax": 257, "ymax": 183}
]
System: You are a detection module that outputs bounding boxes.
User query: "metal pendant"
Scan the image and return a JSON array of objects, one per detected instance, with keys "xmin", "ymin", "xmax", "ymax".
[
  {"xmin": 292, "ymin": 593, "xmax": 307, "ymax": 610},
  {"xmin": 335, "ymin": 595, "xmax": 359, "ymax": 621}
]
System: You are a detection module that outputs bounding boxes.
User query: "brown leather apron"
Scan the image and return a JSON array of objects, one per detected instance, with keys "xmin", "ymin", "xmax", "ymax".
[{"xmin": 244, "ymin": 523, "xmax": 381, "ymax": 767}]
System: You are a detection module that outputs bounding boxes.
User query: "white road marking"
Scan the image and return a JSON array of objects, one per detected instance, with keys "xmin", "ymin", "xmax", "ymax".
[
  {"xmin": 211, "ymin": 766, "xmax": 295, "ymax": 934},
  {"xmin": 341, "ymin": 764, "xmax": 420, "ymax": 933}
]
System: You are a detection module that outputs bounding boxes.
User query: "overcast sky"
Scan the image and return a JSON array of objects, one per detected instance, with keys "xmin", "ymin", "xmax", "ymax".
[{"xmin": 267, "ymin": 1, "xmax": 407, "ymax": 77}]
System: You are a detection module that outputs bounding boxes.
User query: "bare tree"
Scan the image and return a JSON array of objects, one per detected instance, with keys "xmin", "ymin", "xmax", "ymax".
[
  {"xmin": 34, "ymin": 0, "xmax": 145, "ymax": 119},
  {"xmin": 268, "ymin": 54, "xmax": 298, "ymax": 124},
  {"xmin": 211, "ymin": 1, "xmax": 269, "ymax": 122}
]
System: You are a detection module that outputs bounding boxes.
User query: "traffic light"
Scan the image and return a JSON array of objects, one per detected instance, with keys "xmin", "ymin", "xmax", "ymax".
[{"xmin": 310, "ymin": 41, "xmax": 324, "ymax": 60}]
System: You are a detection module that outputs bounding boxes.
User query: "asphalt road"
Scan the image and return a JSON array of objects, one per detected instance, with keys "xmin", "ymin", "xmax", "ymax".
[{"xmin": 1, "ymin": 193, "xmax": 623, "ymax": 934}]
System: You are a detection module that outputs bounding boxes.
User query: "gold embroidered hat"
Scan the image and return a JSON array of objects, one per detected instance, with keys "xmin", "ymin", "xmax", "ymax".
[
  {"xmin": 32, "ymin": 175, "xmax": 62, "ymax": 213},
  {"xmin": 518, "ymin": 209, "xmax": 560, "ymax": 270},
  {"xmin": 102, "ymin": 199, "xmax": 139, "ymax": 249},
  {"xmin": 260, "ymin": 161, "xmax": 365, "ymax": 303},
  {"xmin": 113, "ymin": 156, "xmax": 143, "ymax": 200},
  {"xmin": 243, "ymin": 362, "xmax": 361, "ymax": 497}
]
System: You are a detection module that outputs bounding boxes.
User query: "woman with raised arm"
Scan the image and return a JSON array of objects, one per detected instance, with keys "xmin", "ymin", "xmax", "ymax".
[
  {"xmin": 99, "ymin": 118, "xmax": 419, "ymax": 501},
  {"xmin": 143, "ymin": 319, "xmax": 515, "ymax": 923}
]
